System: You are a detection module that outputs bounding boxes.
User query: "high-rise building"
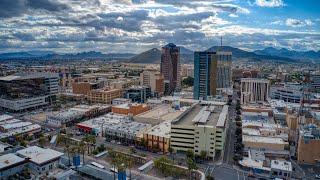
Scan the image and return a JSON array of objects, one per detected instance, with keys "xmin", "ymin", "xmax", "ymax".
[
  {"xmin": 140, "ymin": 70, "xmax": 164, "ymax": 97},
  {"xmin": 241, "ymin": 78, "xmax": 270, "ymax": 104},
  {"xmin": 193, "ymin": 51, "xmax": 232, "ymax": 100},
  {"xmin": 161, "ymin": 43, "xmax": 181, "ymax": 95},
  {"xmin": 0, "ymin": 72, "xmax": 59, "ymax": 111}
]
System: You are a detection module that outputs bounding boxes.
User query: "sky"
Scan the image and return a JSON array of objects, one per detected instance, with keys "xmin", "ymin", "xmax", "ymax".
[{"xmin": 0, "ymin": 0, "xmax": 319, "ymax": 53}]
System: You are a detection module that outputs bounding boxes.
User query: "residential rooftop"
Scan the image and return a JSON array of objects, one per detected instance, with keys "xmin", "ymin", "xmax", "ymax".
[
  {"xmin": 0, "ymin": 153, "xmax": 27, "ymax": 170},
  {"xmin": 17, "ymin": 146, "xmax": 64, "ymax": 165}
]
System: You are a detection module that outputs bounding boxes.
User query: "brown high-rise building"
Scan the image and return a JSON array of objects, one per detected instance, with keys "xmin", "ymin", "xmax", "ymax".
[{"xmin": 161, "ymin": 43, "xmax": 181, "ymax": 95}]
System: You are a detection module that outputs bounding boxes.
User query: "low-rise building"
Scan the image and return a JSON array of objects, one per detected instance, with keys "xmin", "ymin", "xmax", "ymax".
[
  {"xmin": 134, "ymin": 104, "xmax": 188, "ymax": 125},
  {"xmin": 47, "ymin": 105, "xmax": 111, "ymax": 127},
  {"xmin": 77, "ymin": 114, "xmax": 151, "ymax": 143},
  {"xmin": 170, "ymin": 103, "xmax": 228, "ymax": 159},
  {"xmin": 72, "ymin": 81, "xmax": 104, "ymax": 95},
  {"xmin": 0, "ymin": 153, "xmax": 28, "ymax": 179},
  {"xmin": 270, "ymin": 83, "xmax": 302, "ymax": 103},
  {"xmin": 242, "ymin": 135, "xmax": 288, "ymax": 151},
  {"xmin": 270, "ymin": 159, "xmax": 292, "ymax": 179},
  {"xmin": 297, "ymin": 124, "xmax": 320, "ymax": 165},
  {"xmin": 88, "ymin": 88, "xmax": 122, "ymax": 104},
  {"xmin": 112, "ymin": 98, "xmax": 131, "ymax": 105},
  {"xmin": 124, "ymin": 86, "xmax": 152, "ymax": 103},
  {"xmin": 143, "ymin": 121, "xmax": 171, "ymax": 153},
  {"xmin": 112, "ymin": 103, "xmax": 149, "ymax": 116},
  {"xmin": 0, "ymin": 115, "xmax": 41, "ymax": 139},
  {"xmin": 16, "ymin": 146, "xmax": 64, "ymax": 177}
]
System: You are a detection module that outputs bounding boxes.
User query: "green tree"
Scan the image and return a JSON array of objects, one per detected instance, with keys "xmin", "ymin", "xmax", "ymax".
[
  {"xmin": 38, "ymin": 137, "xmax": 46, "ymax": 147},
  {"xmin": 20, "ymin": 140, "xmax": 27, "ymax": 147},
  {"xmin": 182, "ymin": 76, "xmax": 194, "ymax": 87},
  {"xmin": 206, "ymin": 175, "xmax": 215, "ymax": 180},
  {"xmin": 200, "ymin": 150, "xmax": 207, "ymax": 161},
  {"xmin": 64, "ymin": 144, "xmax": 71, "ymax": 166},
  {"xmin": 186, "ymin": 157, "xmax": 197, "ymax": 180},
  {"xmin": 78, "ymin": 140, "xmax": 86, "ymax": 165},
  {"xmin": 154, "ymin": 156, "xmax": 174, "ymax": 176},
  {"xmin": 186, "ymin": 149, "xmax": 195, "ymax": 159},
  {"xmin": 168, "ymin": 146, "xmax": 175, "ymax": 162}
]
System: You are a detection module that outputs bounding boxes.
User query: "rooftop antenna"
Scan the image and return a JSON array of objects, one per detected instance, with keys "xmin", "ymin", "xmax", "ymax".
[{"xmin": 219, "ymin": 36, "xmax": 223, "ymax": 52}]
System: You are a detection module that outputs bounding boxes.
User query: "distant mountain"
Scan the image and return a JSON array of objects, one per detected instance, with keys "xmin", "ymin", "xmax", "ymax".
[
  {"xmin": 180, "ymin": 46, "xmax": 194, "ymax": 54},
  {"xmin": 254, "ymin": 47, "xmax": 320, "ymax": 61},
  {"xmin": 0, "ymin": 51, "xmax": 136, "ymax": 60},
  {"xmin": 129, "ymin": 46, "xmax": 194, "ymax": 64},
  {"xmin": 129, "ymin": 48, "xmax": 161, "ymax": 63},
  {"xmin": 2, "ymin": 46, "xmax": 315, "ymax": 63},
  {"xmin": 207, "ymin": 46, "xmax": 297, "ymax": 62},
  {"xmin": 0, "ymin": 52, "xmax": 37, "ymax": 59}
]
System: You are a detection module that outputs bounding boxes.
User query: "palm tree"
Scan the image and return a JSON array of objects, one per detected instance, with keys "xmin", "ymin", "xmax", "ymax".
[
  {"xmin": 108, "ymin": 150, "xmax": 117, "ymax": 180},
  {"xmin": 38, "ymin": 137, "xmax": 46, "ymax": 148},
  {"xmin": 64, "ymin": 144, "xmax": 71, "ymax": 166},
  {"xmin": 82, "ymin": 135, "xmax": 91, "ymax": 154},
  {"xmin": 168, "ymin": 146, "xmax": 175, "ymax": 162},
  {"xmin": 200, "ymin": 151, "xmax": 207, "ymax": 162},
  {"xmin": 90, "ymin": 135, "xmax": 96, "ymax": 150},
  {"xmin": 186, "ymin": 157, "xmax": 197, "ymax": 180},
  {"xmin": 70, "ymin": 146, "xmax": 79, "ymax": 168},
  {"xmin": 79, "ymin": 140, "xmax": 86, "ymax": 165}
]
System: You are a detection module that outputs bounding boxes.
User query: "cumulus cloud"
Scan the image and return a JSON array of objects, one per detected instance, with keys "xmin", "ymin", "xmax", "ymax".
[
  {"xmin": 285, "ymin": 18, "xmax": 314, "ymax": 27},
  {"xmin": 0, "ymin": 0, "xmax": 318, "ymax": 53},
  {"xmin": 255, "ymin": 0, "xmax": 284, "ymax": 7},
  {"xmin": 0, "ymin": 0, "xmax": 69, "ymax": 18}
]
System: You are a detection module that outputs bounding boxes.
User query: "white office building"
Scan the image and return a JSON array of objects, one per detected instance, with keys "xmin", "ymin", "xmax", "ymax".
[{"xmin": 241, "ymin": 78, "xmax": 270, "ymax": 104}]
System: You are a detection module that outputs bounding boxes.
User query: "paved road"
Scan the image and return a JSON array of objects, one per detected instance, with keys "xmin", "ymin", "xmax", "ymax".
[
  {"xmin": 223, "ymin": 92, "xmax": 237, "ymax": 165},
  {"xmin": 55, "ymin": 146, "xmax": 161, "ymax": 180}
]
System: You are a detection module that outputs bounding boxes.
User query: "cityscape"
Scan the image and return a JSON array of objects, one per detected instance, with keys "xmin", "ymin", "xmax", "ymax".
[{"xmin": 0, "ymin": 0, "xmax": 320, "ymax": 180}]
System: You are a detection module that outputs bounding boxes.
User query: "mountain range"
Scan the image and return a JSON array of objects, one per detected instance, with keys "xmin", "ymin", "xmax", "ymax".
[
  {"xmin": 0, "ymin": 46, "xmax": 319, "ymax": 63},
  {"xmin": 0, "ymin": 51, "xmax": 135, "ymax": 61},
  {"xmin": 254, "ymin": 47, "xmax": 320, "ymax": 61}
]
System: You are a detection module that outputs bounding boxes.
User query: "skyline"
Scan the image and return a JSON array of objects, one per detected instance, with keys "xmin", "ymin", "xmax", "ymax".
[{"xmin": 0, "ymin": 0, "xmax": 319, "ymax": 53}]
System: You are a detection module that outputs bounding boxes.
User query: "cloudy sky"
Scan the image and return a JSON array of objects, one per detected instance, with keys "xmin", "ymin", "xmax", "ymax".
[{"xmin": 0, "ymin": 0, "xmax": 319, "ymax": 53}]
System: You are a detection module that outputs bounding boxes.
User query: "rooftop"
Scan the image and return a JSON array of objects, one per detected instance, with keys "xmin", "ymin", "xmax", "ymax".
[
  {"xmin": 0, "ymin": 114, "xmax": 13, "ymax": 122},
  {"xmin": 243, "ymin": 135, "xmax": 288, "ymax": 145},
  {"xmin": 271, "ymin": 160, "xmax": 292, "ymax": 172},
  {"xmin": 0, "ymin": 72, "xmax": 58, "ymax": 81},
  {"xmin": 17, "ymin": 146, "xmax": 64, "ymax": 165},
  {"xmin": 135, "ymin": 104, "xmax": 187, "ymax": 122},
  {"xmin": 241, "ymin": 78, "xmax": 270, "ymax": 83},
  {"xmin": 0, "ymin": 153, "xmax": 26, "ymax": 170},
  {"xmin": 114, "ymin": 103, "xmax": 145, "ymax": 109},
  {"xmin": 145, "ymin": 121, "xmax": 171, "ymax": 138},
  {"xmin": 0, "ymin": 124, "xmax": 41, "ymax": 139},
  {"xmin": 172, "ymin": 103, "xmax": 227, "ymax": 128},
  {"xmin": 78, "ymin": 113, "xmax": 151, "ymax": 137}
]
